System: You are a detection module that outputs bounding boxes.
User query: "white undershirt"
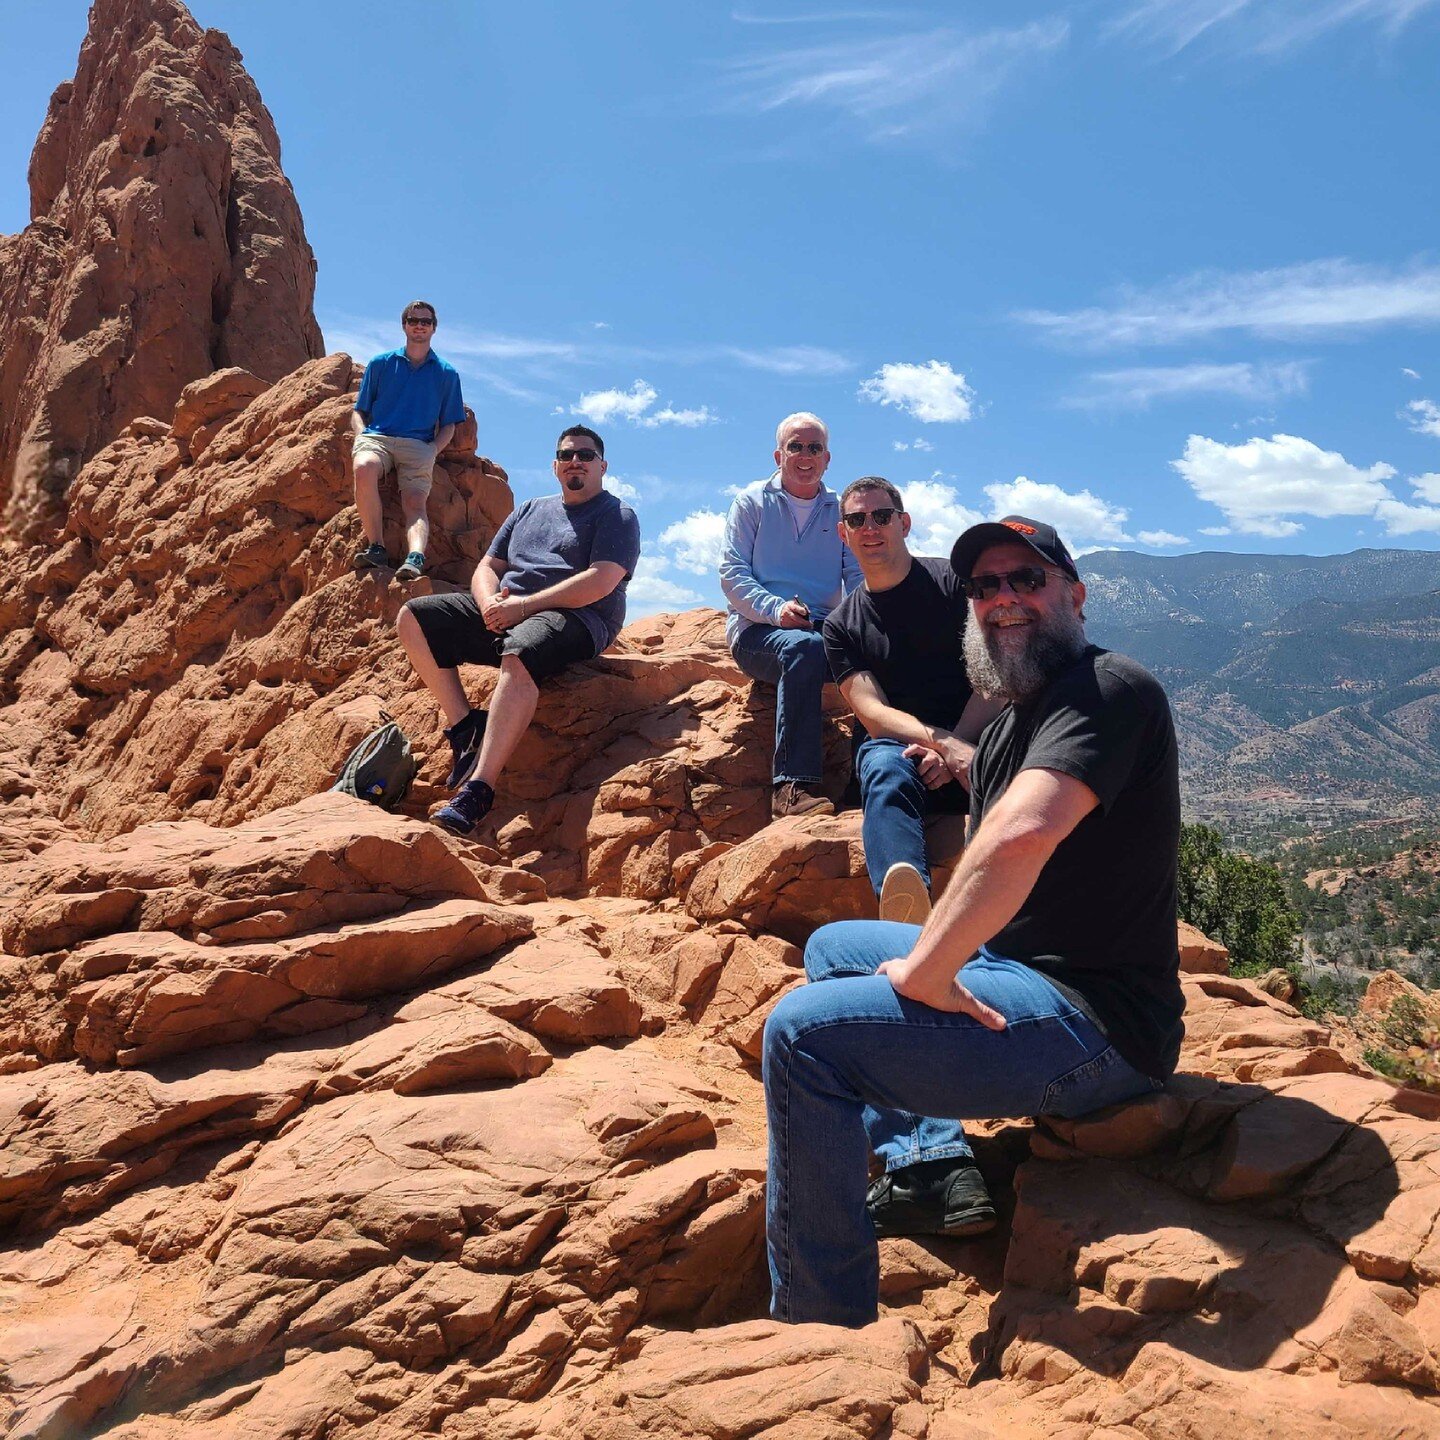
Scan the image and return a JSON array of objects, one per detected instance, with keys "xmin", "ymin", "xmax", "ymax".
[{"xmin": 783, "ymin": 491, "xmax": 819, "ymax": 536}]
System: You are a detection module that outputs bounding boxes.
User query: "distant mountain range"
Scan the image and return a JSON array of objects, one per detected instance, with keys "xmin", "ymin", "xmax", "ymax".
[{"xmin": 1080, "ymin": 549, "xmax": 1440, "ymax": 842}]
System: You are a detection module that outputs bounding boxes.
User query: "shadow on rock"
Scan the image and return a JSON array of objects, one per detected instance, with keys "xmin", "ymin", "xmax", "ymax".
[{"xmin": 982, "ymin": 1072, "xmax": 1438, "ymax": 1394}]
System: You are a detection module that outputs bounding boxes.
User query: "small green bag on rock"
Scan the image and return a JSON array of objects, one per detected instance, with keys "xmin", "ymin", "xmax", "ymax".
[{"xmin": 332, "ymin": 713, "xmax": 417, "ymax": 811}]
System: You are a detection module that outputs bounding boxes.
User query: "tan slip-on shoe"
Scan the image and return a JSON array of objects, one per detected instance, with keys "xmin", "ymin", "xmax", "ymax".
[{"xmin": 879, "ymin": 861, "xmax": 932, "ymax": 924}]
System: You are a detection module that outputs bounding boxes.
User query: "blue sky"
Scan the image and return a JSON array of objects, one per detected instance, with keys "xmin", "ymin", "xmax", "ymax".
[{"xmin": 4, "ymin": 1, "xmax": 1440, "ymax": 614}]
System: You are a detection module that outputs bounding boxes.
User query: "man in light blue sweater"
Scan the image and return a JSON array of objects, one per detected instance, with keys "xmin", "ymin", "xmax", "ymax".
[{"xmin": 720, "ymin": 412, "xmax": 862, "ymax": 818}]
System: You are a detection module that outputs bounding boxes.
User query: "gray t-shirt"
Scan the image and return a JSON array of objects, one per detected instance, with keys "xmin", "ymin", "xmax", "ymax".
[{"xmin": 486, "ymin": 491, "xmax": 641, "ymax": 652}]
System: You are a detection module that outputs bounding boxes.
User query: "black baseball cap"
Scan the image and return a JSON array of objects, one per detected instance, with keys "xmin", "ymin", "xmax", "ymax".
[{"xmin": 949, "ymin": 515, "xmax": 1080, "ymax": 583}]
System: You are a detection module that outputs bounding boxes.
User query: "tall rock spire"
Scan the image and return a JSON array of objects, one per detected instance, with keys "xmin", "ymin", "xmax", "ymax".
[{"xmin": 0, "ymin": 0, "xmax": 323, "ymax": 539}]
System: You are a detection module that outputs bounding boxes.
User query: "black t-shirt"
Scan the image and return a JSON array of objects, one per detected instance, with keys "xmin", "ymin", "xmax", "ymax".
[
  {"xmin": 969, "ymin": 646, "xmax": 1184, "ymax": 1079},
  {"xmin": 822, "ymin": 556, "xmax": 973, "ymax": 731}
]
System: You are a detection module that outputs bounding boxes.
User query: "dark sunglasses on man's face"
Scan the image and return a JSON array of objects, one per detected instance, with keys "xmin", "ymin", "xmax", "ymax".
[
  {"xmin": 784, "ymin": 441, "xmax": 826, "ymax": 456},
  {"xmin": 404, "ymin": 315, "xmax": 436, "ymax": 326},
  {"xmin": 841, "ymin": 507, "xmax": 897, "ymax": 530},
  {"xmin": 556, "ymin": 447, "xmax": 601, "ymax": 463},
  {"xmin": 960, "ymin": 565, "xmax": 1055, "ymax": 601}
]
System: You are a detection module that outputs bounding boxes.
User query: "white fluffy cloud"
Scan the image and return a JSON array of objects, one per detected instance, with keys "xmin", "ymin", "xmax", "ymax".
[
  {"xmin": 1172, "ymin": 432, "xmax": 1398, "ymax": 537},
  {"xmin": 657, "ymin": 510, "xmax": 728, "ymax": 575},
  {"xmin": 892, "ymin": 437, "xmax": 935, "ymax": 453},
  {"xmin": 1137, "ymin": 529, "xmax": 1190, "ymax": 547},
  {"xmin": 983, "ymin": 476, "xmax": 1133, "ymax": 547},
  {"xmin": 571, "ymin": 380, "xmax": 716, "ymax": 429},
  {"xmin": 1374, "ymin": 474, "xmax": 1440, "ymax": 534},
  {"xmin": 1404, "ymin": 398, "xmax": 1440, "ymax": 438},
  {"xmin": 625, "ymin": 555, "xmax": 705, "ymax": 617},
  {"xmin": 897, "ymin": 478, "xmax": 986, "ymax": 556},
  {"xmin": 860, "ymin": 361, "xmax": 977, "ymax": 423},
  {"xmin": 604, "ymin": 476, "xmax": 641, "ymax": 501}
]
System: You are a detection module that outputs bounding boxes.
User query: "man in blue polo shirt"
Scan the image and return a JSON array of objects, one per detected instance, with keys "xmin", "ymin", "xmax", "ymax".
[{"xmin": 351, "ymin": 299, "xmax": 467, "ymax": 582}]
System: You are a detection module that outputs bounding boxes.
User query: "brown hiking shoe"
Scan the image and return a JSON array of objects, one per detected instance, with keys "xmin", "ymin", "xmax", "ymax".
[{"xmin": 771, "ymin": 781, "xmax": 835, "ymax": 819}]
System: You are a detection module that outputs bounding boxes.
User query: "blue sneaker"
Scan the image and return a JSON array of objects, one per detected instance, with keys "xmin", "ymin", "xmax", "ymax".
[
  {"xmin": 443, "ymin": 709, "xmax": 487, "ymax": 789},
  {"xmin": 395, "ymin": 550, "xmax": 426, "ymax": 582},
  {"xmin": 434, "ymin": 779, "xmax": 495, "ymax": 836}
]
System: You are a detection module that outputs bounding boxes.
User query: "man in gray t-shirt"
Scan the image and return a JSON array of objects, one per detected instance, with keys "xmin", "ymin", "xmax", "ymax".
[{"xmin": 397, "ymin": 424, "xmax": 641, "ymax": 836}]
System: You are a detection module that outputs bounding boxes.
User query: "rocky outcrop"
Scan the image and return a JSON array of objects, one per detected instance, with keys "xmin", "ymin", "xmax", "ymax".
[
  {"xmin": 0, "ymin": 352, "xmax": 513, "ymax": 873},
  {"xmin": 0, "ymin": 0, "xmax": 323, "ymax": 539},
  {"xmin": 3, "ymin": 779, "xmax": 1438, "ymax": 1437}
]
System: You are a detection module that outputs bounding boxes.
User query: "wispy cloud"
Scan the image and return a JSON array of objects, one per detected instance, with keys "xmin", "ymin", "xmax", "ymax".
[
  {"xmin": 1105, "ymin": 0, "xmax": 1439, "ymax": 59},
  {"xmin": 1018, "ymin": 258, "xmax": 1440, "ymax": 349},
  {"xmin": 1137, "ymin": 528, "xmax": 1191, "ymax": 547},
  {"xmin": 860, "ymin": 360, "xmax": 977, "ymax": 423},
  {"xmin": 718, "ymin": 20, "xmax": 1068, "ymax": 145},
  {"xmin": 1062, "ymin": 359, "xmax": 1311, "ymax": 410},
  {"xmin": 730, "ymin": 8, "xmax": 900, "ymax": 24}
]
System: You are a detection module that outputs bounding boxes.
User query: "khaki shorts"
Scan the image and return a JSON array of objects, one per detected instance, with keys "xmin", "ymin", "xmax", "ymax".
[{"xmin": 352, "ymin": 433, "xmax": 438, "ymax": 498}]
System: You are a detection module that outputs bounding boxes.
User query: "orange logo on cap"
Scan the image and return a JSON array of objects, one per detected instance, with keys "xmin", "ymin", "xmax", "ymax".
[{"xmin": 1004, "ymin": 520, "xmax": 1037, "ymax": 535}]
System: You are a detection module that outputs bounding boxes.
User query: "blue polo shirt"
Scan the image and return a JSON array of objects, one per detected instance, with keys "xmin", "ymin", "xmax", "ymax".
[{"xmin": 355, "ymin": 348, "xmax": 466, "ymax": 442}]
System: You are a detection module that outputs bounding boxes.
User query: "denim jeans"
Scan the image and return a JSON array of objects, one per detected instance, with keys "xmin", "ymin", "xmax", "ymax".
[
  {"xmin": 731, "ymin": 624, "xmax": 828, "ymax": 785},
  {"xmin": 763, "ymin": 920, "xmax": 1162, "ymax": 1327},
  {"xmin": 856, "ymin": 737, "xmax": 966, "ymax": 896}
]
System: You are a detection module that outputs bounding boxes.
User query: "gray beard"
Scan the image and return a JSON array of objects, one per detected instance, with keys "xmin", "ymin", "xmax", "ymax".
[{"xmin": 964, "ymin": 602, "xmax": 1088, "ymax": 702}]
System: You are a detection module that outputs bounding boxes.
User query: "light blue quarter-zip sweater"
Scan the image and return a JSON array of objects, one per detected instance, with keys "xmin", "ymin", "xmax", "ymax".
[{"xmin": 719, "ymin": 472, "xmax": 862, "ymax": 650}]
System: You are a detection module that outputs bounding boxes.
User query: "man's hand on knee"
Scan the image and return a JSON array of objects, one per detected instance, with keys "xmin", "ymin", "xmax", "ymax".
[
  {"xmin": 902, "ymin": 743, "xmax": 950, "ymax": 789},
  {"xmin": 877, "ymin": 955, "xmax": 1007, "ymax": 1029}
]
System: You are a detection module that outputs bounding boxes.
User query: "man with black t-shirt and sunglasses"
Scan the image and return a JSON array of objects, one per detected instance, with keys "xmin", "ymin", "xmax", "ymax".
[
  {"xmin": 763, "ymin": 514, "xmax": 1183, "ymax": 1328},
  {"xmin": 823, "ymin": 477, "xmax": 1004, "ymax": 924},
  {"xmin": 396, "ymin": 425, "xmax": 640, "ymax": 836}
]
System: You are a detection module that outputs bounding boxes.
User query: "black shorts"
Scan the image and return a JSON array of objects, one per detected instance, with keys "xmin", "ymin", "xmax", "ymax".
[{"xmin": 404, "ymin": 592, "xmax": 598, "ymax": 683}]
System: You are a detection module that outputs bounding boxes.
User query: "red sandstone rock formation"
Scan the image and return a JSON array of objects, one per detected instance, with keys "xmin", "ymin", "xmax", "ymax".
[
  {"xmin": 4, "ymin": 11, "xmax": 1440, "ymax": 1432},
  {"xmin": 0, "ymin": 0, "xmax": 323, "ymax": 540}
]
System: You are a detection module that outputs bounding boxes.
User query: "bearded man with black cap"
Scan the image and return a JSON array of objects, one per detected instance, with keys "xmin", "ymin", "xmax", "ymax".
[{"xmin": 761, "ymin": 514, "xmax": 1184, "ymax": 1328}]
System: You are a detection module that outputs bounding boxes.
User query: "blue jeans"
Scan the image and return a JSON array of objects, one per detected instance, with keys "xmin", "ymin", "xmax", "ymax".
[
  {"xmin": 856, "ymin": 737, "xmax": 965, "ymax": 896},
  {"xmin": 732, "ymin": 624, "xmax": 828, "ymax": 785},
  {"xmin": 763, "ymin": 921, "xmax": 1161, "ymax": 1327}
]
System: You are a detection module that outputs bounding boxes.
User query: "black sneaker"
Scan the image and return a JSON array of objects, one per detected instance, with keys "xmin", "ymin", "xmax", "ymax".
[
  {"xmin": 395, "ymin": 550, "xmax": 426, "ymax": 582},
  {"xmin": 354, "ymin": 541, "xmax": 389, "ymax": 571},
  {"xmin": 866, "ymin": 1157, "xmax": 997, "ymax": 1238},
  {"xmin": 443, "ymin": 709, "xmax": 488, "ymax": 789},
  {"xmin": 434, "ymin": 779, "xmax": 495, "ymax": 837}
]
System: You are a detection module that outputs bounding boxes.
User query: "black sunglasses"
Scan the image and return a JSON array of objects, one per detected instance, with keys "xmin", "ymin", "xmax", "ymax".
[
  {"xmin": 784, "ymin": 441, "xmax": 826, "ymax": 455},
  {"xmin": 556, "ymin": 447, "xmax": 601, "ymax": 463},
  {"xmin": 841, "ymin": 507, "xmax": 898, "ymax": 530},
  {"xmin": 960, "ymin": 565, "xmax": 1055, "ymax": 601},
  {"xmin": 404, "ymin": 315, "xmax": 436, "ymax": 326}
]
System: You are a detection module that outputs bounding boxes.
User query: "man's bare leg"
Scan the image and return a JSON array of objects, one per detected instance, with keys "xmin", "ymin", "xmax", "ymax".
[
  {"xmin": 396, "ymin": 604, "xmax": 469, "ymax": 726},
  {"xmin": 354, "ymin": 454, "xmax": 387, "ymax": 545},
  {"xmin": 400, "ymin": 486, "xmax": 430, "ymax": 558},
  {"xmin": 472, "ymin": 654, "xmax": 539, "ymax": 788}
]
